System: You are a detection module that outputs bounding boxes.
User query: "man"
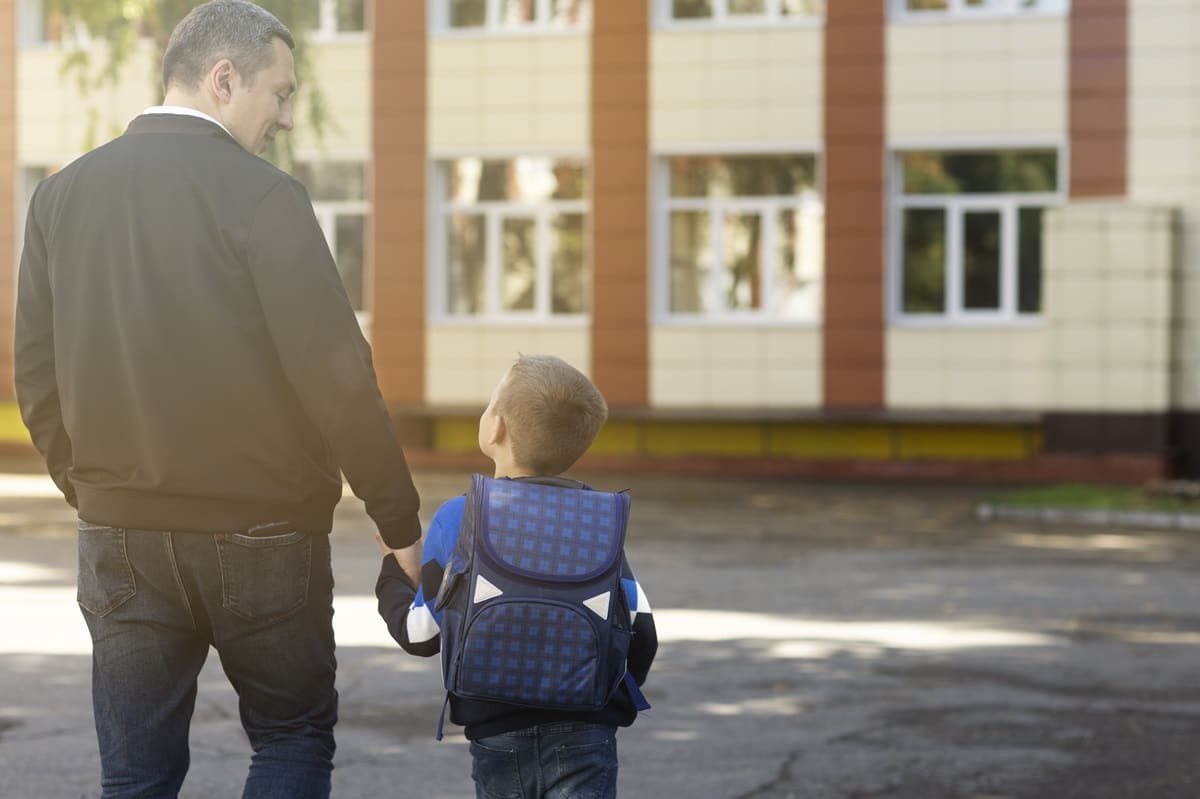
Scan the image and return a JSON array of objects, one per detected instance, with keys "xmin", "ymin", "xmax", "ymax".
[{"xmin": 14, "ymin": 2, "xmax": 421, "ymax": 797}]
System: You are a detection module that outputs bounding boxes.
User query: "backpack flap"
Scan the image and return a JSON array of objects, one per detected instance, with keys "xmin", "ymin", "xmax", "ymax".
[{"xmin": 479, "ymin": 479, "xmax": 628, "ymax": 582}]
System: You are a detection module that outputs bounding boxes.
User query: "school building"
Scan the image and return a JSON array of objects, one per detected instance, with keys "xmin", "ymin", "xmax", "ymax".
[{"xmin": 0, "ymin": 0, "xmax": 1196, "ymax": 481}]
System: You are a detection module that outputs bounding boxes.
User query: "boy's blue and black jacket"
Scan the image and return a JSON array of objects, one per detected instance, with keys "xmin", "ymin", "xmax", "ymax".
[{"xmin": 376, "ymin": 488, "xmax": 658, "ymax": 741}]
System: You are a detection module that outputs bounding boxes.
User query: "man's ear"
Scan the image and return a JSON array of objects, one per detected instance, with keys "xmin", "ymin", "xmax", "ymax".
[{"xmin": 209, "ymin": 59, "xmax": 237, "ymax": 103}]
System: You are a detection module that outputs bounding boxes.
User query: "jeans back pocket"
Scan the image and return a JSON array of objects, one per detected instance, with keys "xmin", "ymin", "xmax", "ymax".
[
  {"xmin": 216, "ymin": 530, "xmax": 312, "ymax": 623},
  {"xmin": 77, "ymin": 523, "xmax": 137, "ymax": 617}
]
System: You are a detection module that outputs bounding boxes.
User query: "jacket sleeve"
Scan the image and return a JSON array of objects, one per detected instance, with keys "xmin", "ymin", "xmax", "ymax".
[
  {"xmin": 376, "ymin": 510, "xmax": 449, "ymax": 657},
  {"xmin": 14, "ymin": 183, "xmax": 76, "ymax": 508},
  {"xmin": 621, "ymin": 557, "xmax": 658, "ymax": 686},
  {"xmin": 245, "ymin": 177, "xmax": 420, "ymax": 547}
]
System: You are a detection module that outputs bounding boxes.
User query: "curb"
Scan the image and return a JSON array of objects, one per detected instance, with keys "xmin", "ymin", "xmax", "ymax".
[{"xmin": 977, "ymin": 503, "xmax": 1200, "ymax": 531}]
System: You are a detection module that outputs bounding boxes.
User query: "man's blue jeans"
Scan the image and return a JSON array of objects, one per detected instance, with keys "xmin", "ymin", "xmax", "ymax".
[
  {"xmin": 77, "ymin": 521, "xmax": 338, "ymax": 799},
  {"xmin": 469, "ymin": 722, "xmax": 619, "ymax": 799}
]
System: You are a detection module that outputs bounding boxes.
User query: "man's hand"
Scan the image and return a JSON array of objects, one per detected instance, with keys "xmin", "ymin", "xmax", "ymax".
[{"xmin": 375, "ymin": 532, "xmax": 422, "ymax": 589}]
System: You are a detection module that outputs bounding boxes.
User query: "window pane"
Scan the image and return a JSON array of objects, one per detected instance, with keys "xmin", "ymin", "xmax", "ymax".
[
  {"xmin": 450, "ymin": 0, "xmax": 487, "ymax": 27},
  {"xmin": 902, "ymin": 208, "xmax": 946, "ymax": 313},
  {"xmin": 551, "ymin": 213, "xmax": 586, "ymax": 314},
  {"xmin": 723, "ymin": 213, "xmax": 763, "ymax": 311},
  {"xmin": 670, "ymin": 211, "xmax": 711, "ymax": 313},
  {"xmin": 1018, "ymin": 207, "xmax": 1044, "ymax": 314},
  {"xmin": 293, "ymin": 161, "xmax": 366, "ymax": 202},
  {"xmin": 334, "ymin": 214, "xmax": 365, "ymax": 311},
  {"xmin": 775, "ymin": 207, "xmax": 822, "ymax": 319},
  {"xmin": 336, "ymin": 0, "xmax": 365, "ymax": 31},
  {"xmin": 902, "ymin": 151, "xmax": 1058, "ymax": 195},
  {"xmin": 500, "ymin": 0, "xmax": 537, "ymax": 25},
  {"xmin": 550, "ymin": 0, "xmax": 590, "ymax": 25},
  {"xmin": 501, "ymin": 217, "xmax": 537, "ymax": 312},
  {"xmin": 781, "ymin": 0, "xmax": 823, "ymax": 15},
  {"xmin": 669, "ymin": 155, "xmax": 818, "ymax": 198},
  {"xmin": 673, "ymin": 0, "xmax": 713, "ymax": 18},
  {"xmin": 447, "ymin": 158, "xmax": 586, "ymax": 202},
  {"xmin": 729, "ymin": 0, "xmax": 767, "ymax": 14},
  {"xmin": 447, "ymin": 213, "xmax": 486, "ymax": 314},
  {"xmin": 962, "ymin": 211, "xmax": 1002, "ymax": 310}
]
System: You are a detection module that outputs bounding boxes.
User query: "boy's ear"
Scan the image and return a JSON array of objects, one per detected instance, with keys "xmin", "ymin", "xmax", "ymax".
[{"xmin": 490, "ymin": 415, "xmax": 508, "ymax": 447}]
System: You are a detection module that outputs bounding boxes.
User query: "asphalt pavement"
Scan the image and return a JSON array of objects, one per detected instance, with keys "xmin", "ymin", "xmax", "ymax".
[{"xmin": 1, "ymin": 468, "xmax": 1198, "ymax": 798}]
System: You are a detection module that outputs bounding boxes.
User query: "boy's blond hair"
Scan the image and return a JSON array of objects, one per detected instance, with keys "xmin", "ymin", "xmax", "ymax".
[{"xmin": 495, "ymin": 354, "xmax": 608, "ymax": 476}]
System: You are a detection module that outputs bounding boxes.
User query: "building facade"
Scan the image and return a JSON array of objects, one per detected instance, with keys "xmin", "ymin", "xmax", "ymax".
[{"xmin": 2, "ymin": 0, "xmax": 1196, "ymax": 480}]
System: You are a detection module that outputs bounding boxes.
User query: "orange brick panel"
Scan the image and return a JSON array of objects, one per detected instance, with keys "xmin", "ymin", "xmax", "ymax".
[
  {"xmin": 371, "ymin": 1, "xmax": 426, "ymax": 405},
  {"xmin": 824, "ymin": 0, "xmax": 885, "ymax": 410},
  {"xmin": 1070, "ymin": 54, "xmax": 1126, "ymax": 95},
  {"xmin": 1069, "ymin": 0, "xmax": 1127, "ymax": 199}
]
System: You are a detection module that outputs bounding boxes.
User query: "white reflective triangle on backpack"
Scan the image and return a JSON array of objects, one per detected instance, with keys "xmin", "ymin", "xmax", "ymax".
[
  {"xmin": 473, "ymin": 575, "xmax": 503, "ymax": 604},
  {"xmin": 582, "ymin": 591, "xmax": 611, "ymax": 619}
]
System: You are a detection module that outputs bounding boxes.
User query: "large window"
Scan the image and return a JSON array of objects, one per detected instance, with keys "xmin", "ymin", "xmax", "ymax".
[
  {"xmin": 892, "ymin": 149, "xmax": 1060, "ymax": 323},
  {"xmin": 892, "ymin": 0, "xmax": 1068, "ymax": 18},
  {"xmin": 314, "ymin": 0, "xmax": 366, "ymax": 37},
  {"xmin": 663, "ymin": 0, "xmax": 822, "ymax": 25},
  {"xmin": 294, "ymin": 161, "xmax": 369, "ymax": 314},
  {"xmin": 437, "ymin": 157, "xmax": 588, "ymax": 320},
  {"xmin": 435, "ymin": 0, "xmax": 591, "ymax": 33},
  {"xmin": 659, "ymin": 154, "xmax": 823, "ymax": 321}
]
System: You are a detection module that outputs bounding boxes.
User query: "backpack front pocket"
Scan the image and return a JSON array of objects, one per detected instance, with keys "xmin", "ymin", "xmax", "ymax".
[{"xmin": 456, "ymin": 600, "xmax": 603, "ymax": 709}]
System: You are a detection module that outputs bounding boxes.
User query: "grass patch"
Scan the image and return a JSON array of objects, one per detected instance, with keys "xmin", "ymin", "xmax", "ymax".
[{"xmin": 991, "ymin": 484, "xmax": 1198, "ymax": 513}]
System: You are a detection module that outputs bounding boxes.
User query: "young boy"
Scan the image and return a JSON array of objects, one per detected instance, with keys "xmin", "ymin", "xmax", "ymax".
[{"xmin": 376, "ymin": 354, "xmax": 657, "ymax": 799}]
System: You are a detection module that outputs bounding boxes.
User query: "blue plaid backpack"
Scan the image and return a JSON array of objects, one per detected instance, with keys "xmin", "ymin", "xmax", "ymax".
[{"xmin": 433, "ymin": 474, "xmax": 649, "ymax": 739}]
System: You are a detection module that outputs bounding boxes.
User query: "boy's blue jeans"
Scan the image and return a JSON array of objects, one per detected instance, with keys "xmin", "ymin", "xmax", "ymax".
[
  {"xmin": 469, "ymin": 722, "xmax": 618, "ymax": 799},
  {"xmin": 77, "ymin": 521, "xmax": 338, "ymax": 799}
]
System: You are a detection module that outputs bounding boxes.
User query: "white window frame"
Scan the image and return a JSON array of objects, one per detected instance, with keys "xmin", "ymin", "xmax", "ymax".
[
  {"xmin": 655, "ymin": 0, "xmax": 823, "ymax": 29},
  {"xmin": 312, "ymin": 0, "xmax": 368, "ymax": 41},
  {"xmin": 18, "ymin": 0, "xmax": 49, "ymax": 47},
  {"xmin": 653, "ymin": 148, "xmax": 824, "ymax": 327},
  {"xmin": 430, "ymin": 156, "xmax": 590, "ymax": 325},
  {"xmin": 889, "ymin": 0, "xmax": 1069, "ymax": 22},
  {"xmin": 888, "ymin": 145, "xmax": 1065, "ymax": 327},
  {"xmin": 430, "ymin": 0, "xmax": 592, "ymax": 38},
  {"xmin": 311, "ymin": 201, "xmax": 371, "ymax": 330}
]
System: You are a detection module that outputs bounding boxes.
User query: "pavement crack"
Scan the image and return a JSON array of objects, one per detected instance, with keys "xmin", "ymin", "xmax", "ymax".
[{"xmin": 731, "ymin": 746, "xmax": 803, "ymax": 799}]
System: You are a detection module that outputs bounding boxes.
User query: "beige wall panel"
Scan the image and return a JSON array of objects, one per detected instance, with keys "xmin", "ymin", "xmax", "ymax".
[
  {"xmin": 1128, "ymin": 1, "xmax": 1200, "ymax": 407},
  {"xmin": 18, "ymin": 46, "xmax": 158, "ymax": 165},
  {"xmin": 1043, "ymin": 202, "xmax": 1174, "ymax": 413},
  {"xmin": 887, "ymin": 19, "xmax": 1068, "ymax": 140},
  {"xmin": 18, "ymin": 41, "xmax": 370, "ymax": 164},
  {"xmin": 651, "ymin": 28, "xmax": 821, "ymax": 148},
  {"xmin": 649, "ymin": 326, "xmax": 821, "ymax": 408},
  {"xmin": 293, "ymin": 40, "xmax": 372, "ymax": 155},
  {"xmin": 429, "ymin": 36, "xmax": 589, "ymax": 153},
  {"xmin": 886, "ymin": 329, "xmax": 1051, "ymax": 411},
  {"xmin": 425, "ymin": 324, "xmax": 590, "ymax": 405}
]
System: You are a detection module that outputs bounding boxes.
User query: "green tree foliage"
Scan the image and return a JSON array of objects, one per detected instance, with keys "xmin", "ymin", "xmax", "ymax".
[{"xmin": 43, "ymin": 0, "xmax": 328, "ymax": 163}]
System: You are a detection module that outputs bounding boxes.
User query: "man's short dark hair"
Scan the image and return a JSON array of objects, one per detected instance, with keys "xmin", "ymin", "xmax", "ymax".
[{"xmin": 162, "ymin": 1, "xmax": 295, "ymax": 92}]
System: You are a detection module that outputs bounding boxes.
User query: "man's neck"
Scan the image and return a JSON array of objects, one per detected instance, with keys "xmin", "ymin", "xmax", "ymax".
[{"xmin": 160, "ymin": 91, "xmax": 223, "ymax": 124}]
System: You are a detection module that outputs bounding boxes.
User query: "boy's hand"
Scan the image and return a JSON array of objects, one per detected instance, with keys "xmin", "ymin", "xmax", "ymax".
[{"xmin": 376, "ymin": 532, "xmax": 422, "ymax": 589}]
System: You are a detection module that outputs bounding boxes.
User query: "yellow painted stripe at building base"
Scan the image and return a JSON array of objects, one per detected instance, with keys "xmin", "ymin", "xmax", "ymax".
[
  {"xmin": 2, "ymin": 402, "xmax": 1042, "ymax": 464},
  {"xmin": 769, "ymin": 424, "xmax": 893, "ymax": 459},
  {"xmin": 433, "ymin": 416, "xmax": 1042, "ymax": 462},
  {"xmin": 0, "ymin": 402, "xmax": 31, "ymax": 444}
]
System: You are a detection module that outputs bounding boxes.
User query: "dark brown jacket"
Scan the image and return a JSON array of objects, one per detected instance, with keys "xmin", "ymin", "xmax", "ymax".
[{"xmin": 15, "ymin": 113, "xmax": 420, "ymax": 547}]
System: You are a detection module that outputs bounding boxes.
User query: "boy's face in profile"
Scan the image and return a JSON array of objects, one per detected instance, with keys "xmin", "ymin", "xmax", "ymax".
[{"xmin": 478, "ymin": 372, "xmax": 508, "ymax": 457}]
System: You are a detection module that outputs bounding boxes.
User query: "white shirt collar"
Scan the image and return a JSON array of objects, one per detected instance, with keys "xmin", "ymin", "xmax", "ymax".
[{"xmin": 140, "ymin": 105, "xmax": 233, "ymax": 139}]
